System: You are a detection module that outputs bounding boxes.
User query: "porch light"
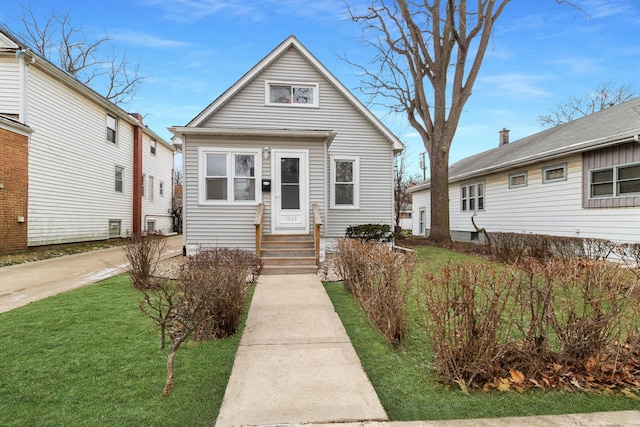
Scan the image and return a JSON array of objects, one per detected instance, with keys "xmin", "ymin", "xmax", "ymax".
[{"xmin": 263, "ymin": 146, "xmax": 270, "ymax": 160}]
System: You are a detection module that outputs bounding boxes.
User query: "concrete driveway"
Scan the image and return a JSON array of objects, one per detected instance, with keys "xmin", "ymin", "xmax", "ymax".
[{"xmin": 0, "ymin": 235, "xmax": 182, "ymax": 314}]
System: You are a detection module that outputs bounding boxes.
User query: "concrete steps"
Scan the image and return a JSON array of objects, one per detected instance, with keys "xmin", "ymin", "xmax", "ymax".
[{"xmin": 260, "ymin": 234, "xmax": 318, "ymax": 275}]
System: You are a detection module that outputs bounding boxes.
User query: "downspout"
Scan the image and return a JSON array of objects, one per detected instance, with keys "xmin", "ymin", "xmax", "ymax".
[
  {"xmin": 133, "ymin": 124, "xmax": 143, "ymax": 235},
  {"xmin": 634, "ymin": 135, "xmax": 640, "ymax": 143}
]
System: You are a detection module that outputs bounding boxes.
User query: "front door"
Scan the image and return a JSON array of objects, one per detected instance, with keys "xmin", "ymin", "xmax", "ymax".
[{"xmin": 272, "ymin": 150, "xmax": 308, "ymax": 234}]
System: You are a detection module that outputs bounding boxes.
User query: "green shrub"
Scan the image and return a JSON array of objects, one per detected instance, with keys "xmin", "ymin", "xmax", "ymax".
[{"xmin": 345, "ymin": 224, "xmax": 393, "ymax": 242}]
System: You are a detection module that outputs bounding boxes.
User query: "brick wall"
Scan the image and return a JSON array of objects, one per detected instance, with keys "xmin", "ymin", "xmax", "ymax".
[{"xmin": 0, "ymin": 127, "xmax": 29, "ymax": 252}]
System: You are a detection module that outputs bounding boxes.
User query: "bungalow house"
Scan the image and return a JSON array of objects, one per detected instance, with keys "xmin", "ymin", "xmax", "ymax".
[
  {"xmin": 170, "ymin": 36, "xmax": 404, "ymax": 273},
  {"xmin": 409, "ymin": 97, "xmax": 640, "ymax": 244},
  {"xmin": 0, "ymin": 28, "xmax": 177, "ymax": 252}
]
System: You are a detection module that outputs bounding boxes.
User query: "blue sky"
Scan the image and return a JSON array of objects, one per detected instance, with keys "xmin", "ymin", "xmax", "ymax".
[{"xmin": 2, "ymin": 0, "xmax": 639, "ymax": 176}]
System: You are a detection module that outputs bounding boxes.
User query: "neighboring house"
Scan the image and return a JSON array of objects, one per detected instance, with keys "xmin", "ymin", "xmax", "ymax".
[
  {"xmin": 0, "ymin": 28, "xmax": 176, "ymax": 252},
  {"xmin": 399, "ymin": 204, "xmax": 412, "ymax": 231},
  {"xmin": 170, "ymin": 36, "xmax": 404, "ymax": 267},
  {"xmin": 409, "ymin": 98, "xmax": 640, "ymax": 244}
]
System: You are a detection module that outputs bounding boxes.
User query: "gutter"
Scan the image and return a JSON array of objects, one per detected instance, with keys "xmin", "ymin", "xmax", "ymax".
[
  {"xmin": 448, "ymin": 130, "xmax": 640, "ymax": 183},
  {"xmin": 409, "ymin": 130, "xmax": 640, "ymax": 193}
]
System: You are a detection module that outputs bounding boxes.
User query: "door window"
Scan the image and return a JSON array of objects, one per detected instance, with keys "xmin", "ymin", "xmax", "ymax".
[{"xmin": 280, "ymin": 157, "xmax": 300, "ymax": 209}]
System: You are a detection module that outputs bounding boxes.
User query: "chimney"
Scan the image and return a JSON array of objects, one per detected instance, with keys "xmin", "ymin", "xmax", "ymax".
[
  {"xmin": 129, "ymin": 112, "xmax": 143, "ymax": 124},
  {"xmin": 499, "ymin": 128, "xmax": 510, "ymax": 146}
]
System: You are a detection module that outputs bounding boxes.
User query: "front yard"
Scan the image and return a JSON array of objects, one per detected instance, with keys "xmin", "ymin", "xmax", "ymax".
[
  {"xmin": 0, "ymin": 275, "xmax": 252, "ymax": 426},
  {"xmin": 325, "ymin": 245, "xmax": 640, "ymax": 420}
]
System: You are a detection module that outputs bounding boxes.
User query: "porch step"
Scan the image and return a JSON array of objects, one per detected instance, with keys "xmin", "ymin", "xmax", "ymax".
[{"xmin": 260, "ymin": 234, "xmax": 318, "ymax": 275}]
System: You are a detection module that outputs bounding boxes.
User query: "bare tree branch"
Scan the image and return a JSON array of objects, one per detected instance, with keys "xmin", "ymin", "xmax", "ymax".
[
  {"xmin": 346, "ymin": 0, "xmax": 510, "ymax": 242},
  {"xmin": 538, "ymin": 82, "xmax": 637, "ymax": 127},
  {"xmin": 15, "ymin": 2, "xmax": 146, "ymax": 106}
]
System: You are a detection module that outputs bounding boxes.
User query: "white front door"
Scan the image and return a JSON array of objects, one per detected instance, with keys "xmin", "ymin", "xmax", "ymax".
[{"xmin": 272, "ymin": 149, "xmax": 308, "ymax": 234}]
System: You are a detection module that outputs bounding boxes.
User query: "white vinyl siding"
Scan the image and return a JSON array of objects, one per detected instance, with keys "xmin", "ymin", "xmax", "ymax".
[
  {"xmin": 25, "ymin": 66, "xmax": 175, "ymax": 245},
  {"xmin": 411, "ymin": 154, "xmax": 640, "ymax": 244},
  {"xmin": 185, "ymin": 136, "xmax": 323, "ymax": 251},
  {"xmin": 0, "ymin": 56, "xmax": 21, "ymax": 118},
  {"xmin": 195, "ymin": 47, "xmax": 394, "ymax": 242}
]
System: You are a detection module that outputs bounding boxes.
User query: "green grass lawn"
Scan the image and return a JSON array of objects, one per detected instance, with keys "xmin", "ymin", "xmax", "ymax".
[
  {"xmin": 0, "ymin": 274, "xmax": 251, "ymax": 427},
  {"xmin": 325, "ymin": 245, "xmax": 640, "ymax": 421}
]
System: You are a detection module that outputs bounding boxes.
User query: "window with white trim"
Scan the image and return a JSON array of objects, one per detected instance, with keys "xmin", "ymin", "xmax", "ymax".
[
  {"xmin": 150, "ymin": 139, "xmax": 156, "ymax": 155},
  {"xmin": 114, "ymin": 166, "xmax": 123, "ymax": 193},
  {"xmin": 330, "ymin": 156, "xmax": 359, "ymax": 208},
  {"xmin": 265, "ymin": 81, "xmax": 319, "ymax": 107},
  {"xmin": 159, "ymin": 181, "xmax": 164, "ymax": 197},
  {"xmin": 509, "ymin": 171, "xmax": 527, "ymax": 189},
  {"xmin": 590, "ymin": 163, "xmax": 640, "ymax": 198},
  {"xmin": 142, "ymin": 174, "xmax": 146, "ymax": 198},
  {"xmin": 201, "ymin": 149, "xmax": 261, "ymax": 204},
  {"xmin": 461, "ymin": 181, "xmax": 484, "ymax": 212},
  {"xmin": 106, "ymin": 113, "xmax": 117, "ymax": 143},
  {"xmin": 542, "ymin": 163, "xmax": 567, "ymax": 183}
]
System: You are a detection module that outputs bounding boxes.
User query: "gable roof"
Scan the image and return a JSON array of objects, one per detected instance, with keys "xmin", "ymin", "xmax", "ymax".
[
  {"xmin": 410, "ymin": 97, "xmax": 640, "ymax": 192},
  {"xmin": 185, "ymin": 35, "xmax": 404, "ymax": 151}
]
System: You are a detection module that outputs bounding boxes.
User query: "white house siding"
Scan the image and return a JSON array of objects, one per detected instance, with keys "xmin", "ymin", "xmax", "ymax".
[
  {"xmin": 197, "ymin": 47, "xmax": 395, "ymax": 241},
  {"xmin": 413, "ymin": 153, "xmax": 640, "ymax": 244},
  {"xmin": 26, "ymin": 64, "xmax": 175, "ymax": 245},
  {"xmin": 184, "ymin": 134, "xmax": 325, "ymax": 252},
  {"xmin": 0, "ymin": 56, "xmax": 21, "ymax": 117},
  {"xmin": 141, "ymin": 133, "xmax": 174, "ymax": 234},
  {"xmin": 411, "ymin": 190, "xmax": 430, "ymax": 236}
]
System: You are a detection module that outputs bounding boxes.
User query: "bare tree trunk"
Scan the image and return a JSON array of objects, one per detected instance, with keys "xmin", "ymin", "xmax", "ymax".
[
  {"xmin": 162, "ymin": 339, "xmax": 183, "ymax": 397},
  {"xmin": 429, "ymin": 145, "xmax": 451, "ymax": 242}
]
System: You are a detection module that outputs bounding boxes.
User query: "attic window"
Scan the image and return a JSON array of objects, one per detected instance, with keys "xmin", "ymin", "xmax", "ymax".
[{"xmin": 266, "ymin": 81, "xmax": 319, "ymax": 107}]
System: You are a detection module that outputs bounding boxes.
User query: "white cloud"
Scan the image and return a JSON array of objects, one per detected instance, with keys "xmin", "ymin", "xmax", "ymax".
[
  {"xmin": 145, "ymin": 0, "xmax": 345, "ymax": 23},
  {"xmin": 112, "ymin": 30, "xmax": 192, "ymax": 48},
  {"xmin": 582, "ymin": 0, "xmax": 636, "ymax": 18},
  {"xmin": 478, "ymin": 73, "xmax": 552, "ymax": 98}
]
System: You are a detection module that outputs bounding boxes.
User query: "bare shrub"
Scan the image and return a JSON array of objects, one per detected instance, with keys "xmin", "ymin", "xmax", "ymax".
[
  {"xmin": 546, "ymin": 259, "xmax": 639, "ymax": 369},
  {"xmin": 162, "ymin": 248, "xmax": 262, "ymax": 396},
  {"xmin": 418, "ymin": 263, "xmax": 517, "ymax": 388},
  {"xmin": 337, "ymin": 238, "xmax": 415, "ymax": 345},
  {"xmin": 491, "ymin": 232, "xmax": 527, "ymax": 264},
  {"xmin": 123, "ymin": 232, "xmax": 166, "ymax": 290},
  {"xmin": 124, "ymin": 232, "xmax": 175, "ymax": 349},
  {"xmin": 582, "ymin": 238, "xmax": 616, "ymax": 260},
  {"xmin": 179, "ymin": 249, "xmax": 263, "ymax": 341}
]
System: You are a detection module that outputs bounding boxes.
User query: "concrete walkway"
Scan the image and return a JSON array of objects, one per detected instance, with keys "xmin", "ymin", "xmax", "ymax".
[
  {"xmin": 0, "ymin": 235, "xmax": 182, "ymax": 313},
  {"xmin": 215, "ymin": 274, "xmax": 387, "ymax": 426}
]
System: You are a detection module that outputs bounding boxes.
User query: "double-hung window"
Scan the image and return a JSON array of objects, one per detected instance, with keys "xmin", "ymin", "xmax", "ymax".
[
  {"xmin": 330, "ymin": 156, "xmax": 359, "ymax": 208},
  {"xmin": 461, "ymin": 181, "xmax": 484, "ymax": 212},
  {"xmin": 150, "ymin": 139, "xmax": 157, "ymax": 155},
  {"xmin": 148, "ymin": 176, "xmax": 154, "ymax": 201},
  {"xmin": 114, "ymin": 166, "xmax": 123, "ymax": 193},
  {"xmin": 106, "ymin": 114, "xmax": 117, "ymax": 143},
  {"xmin": 590, "ymin": 163, "xmax": 640, "ymax": 198},
  {"xmin": 201, "ymin": 149, "xmax": 260, "ymax": 204},
  {"xmin": 265, "ymin": 81, "xmax": 319, "ymax": 107}
]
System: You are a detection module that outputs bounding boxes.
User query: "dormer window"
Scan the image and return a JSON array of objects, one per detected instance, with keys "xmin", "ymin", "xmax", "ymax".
[{"xmin": 265, "ymin": 81, "xmax": 319, "ymax": 107}]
